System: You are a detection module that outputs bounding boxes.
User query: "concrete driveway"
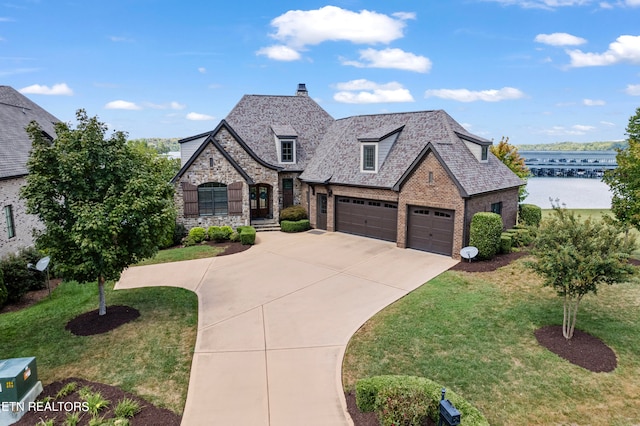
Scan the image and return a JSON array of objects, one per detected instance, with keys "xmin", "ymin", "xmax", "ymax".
[{"xmin": 115, "ymin": 230, "xmax": 457, "ymax": 425}]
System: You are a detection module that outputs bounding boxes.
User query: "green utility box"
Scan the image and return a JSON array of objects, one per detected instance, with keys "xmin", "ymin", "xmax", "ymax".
[{"xmin": 0, "ymin": 357, "xmax": 38, "ymax": 403}]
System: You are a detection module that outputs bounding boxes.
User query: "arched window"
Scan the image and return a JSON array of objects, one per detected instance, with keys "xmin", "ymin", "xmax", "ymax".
[{"xmin": 198, "ymin": 182, "xmax": 228, "ymax": 216}]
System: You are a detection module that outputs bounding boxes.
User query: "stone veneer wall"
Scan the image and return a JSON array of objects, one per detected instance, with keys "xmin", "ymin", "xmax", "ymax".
[
  {"xmin": 0, "ymin": 176, "xmax": 42, "ymax": 258},
  {"xmin": 174, "ymin": 130, "xmax": 281, "ymax": 230}
]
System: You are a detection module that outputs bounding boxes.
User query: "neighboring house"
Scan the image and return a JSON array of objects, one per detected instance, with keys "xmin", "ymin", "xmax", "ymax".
[
  {"xmin": 0, "ymin": 86, "xmax": 59, "ymax": 258},
  {"xmin": 172, "ymin": 84, "xmax": 524, "ymax": 258}
]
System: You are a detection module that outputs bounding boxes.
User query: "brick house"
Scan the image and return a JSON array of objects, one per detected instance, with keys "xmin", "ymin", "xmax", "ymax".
[
  {"xmin": 0, "ymin": 86, "xmax": 59, "ymax": 258},
  {"xmin": 173, "ymin": 84, "xmax": 523, "ymax": 258}
]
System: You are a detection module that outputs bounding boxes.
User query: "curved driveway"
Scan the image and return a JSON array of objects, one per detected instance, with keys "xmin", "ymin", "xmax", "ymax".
[{"xmin": 115, "ymin": 231, "xmax": 457, "ymax": 425}]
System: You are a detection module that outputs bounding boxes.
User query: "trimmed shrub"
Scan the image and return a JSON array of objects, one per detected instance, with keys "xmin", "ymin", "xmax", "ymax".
[
  {"xmin": 279, "ymin": 205, "xmax": 308, "ymax": 222},
  {"xmin": 188, "ymin": 227, "xmax": 207, "ymax": 243},
  {"xmin": 280, "ymin": 219, "xmax": 311, "ymax": 233},
  {"xmin": 229, "ymin": 231, "xmax": 240, "ymax": 243},
  {"xmin": 0, "ymin": 247, "xmax": 45, "ymax": 303},
  {"xmin": 0, "ymin": 267, "xmax": 7, "ymax": 308},
  {"xmin": 519, "ymin": 204, "xmax": 542, "ymax": 227},
  {"xmin": 469, "ymin": 212, "xmax": 503, "ymax": 260},
  {"xmin": 236, "ymin": 226, "xmax": 256, "ymax": 245},
  {"xmin": 500, "ymin": 233, "xmax": 512, "ymax": 254},
  {"xmin": 207, "ymin": 226, "xmax": 233, "ymax": 242},
  {"xmin": 356, "ymin": 375, "xmax": 489, "ymax": 426}
]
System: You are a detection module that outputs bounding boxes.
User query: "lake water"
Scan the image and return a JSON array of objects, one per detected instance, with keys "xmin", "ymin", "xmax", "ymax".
[{"xmin": 522, "ymin": 177, "xmax": 613, "ymax": 209}]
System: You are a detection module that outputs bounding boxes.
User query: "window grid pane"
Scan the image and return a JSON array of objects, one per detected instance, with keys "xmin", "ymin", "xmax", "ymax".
[
  {"xmin": 281, "ymin": 141, "xmax": 293, "ymax": 162},
  {"xmin": 4, "ymin": 205, "xmax": 15, "ymax": 239},
  {"xmin": 363, "ymin": 145, "xmax": 376, "ymax": 170}
]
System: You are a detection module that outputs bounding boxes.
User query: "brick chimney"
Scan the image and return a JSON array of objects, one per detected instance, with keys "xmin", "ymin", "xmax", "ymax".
[{"xmin": 296, "ymin": 83, "xmax": 308, "ymax": 96}]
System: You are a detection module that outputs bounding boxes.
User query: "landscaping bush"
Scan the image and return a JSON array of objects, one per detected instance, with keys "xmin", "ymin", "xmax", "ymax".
[
  {"xmin": 469, "ymin": 212, "xmax": 503, "ymax": 260},
  {"xmin": 519, "ymin": 204, "xmax": 542, "ymax": 227},
  {"xmin": 236, "ymin": 226, "xmax": 256, "ymax": 245},
  {"xmin": 507, "ymin": 227, "xmax": 533, "ymax": 247},
  {"xmin": 279, "ymin": 205, "xmax": 308, "ymax": 222},
  {"xmin": 172, "ymin": 223, "xmax": 188, "ymax": 247},
  {"xmin": 280, "ymin": 219, "xmax": 311, "ymax": 233},
  {"xmin": 356, "ymin": 375, "xmax": 489, "ymax": 426},
  {"xmin": 0, "ymin": 246, "xmax": 46, "ymax": 303},
  {"xmin": 208, "ymin": 225, "xmax": 234, "ymax": 242},
  {"xmin": 188, "ymin": 227, "xmax": 207, "ymax": 243},
  {"xmin": 229, "ymin": 231, "xmax": 240, "ymax": 243},
  {"xmin": 0, "ymin": 267, "xmax": 7, "ymax": 308},
  {"xmin": 500, "ymin": 233, "xmax": 512, "ymax": 254}
]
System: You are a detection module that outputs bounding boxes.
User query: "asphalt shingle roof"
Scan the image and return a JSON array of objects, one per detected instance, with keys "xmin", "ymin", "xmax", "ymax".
[
  {"xmin": 299, "ymin": 110, "xmax": 524, "ymax": 196},
  {"xmin": 0, "ymin": 86, "xmax": 59, "ymax": 180},
  {"xmin": 224, "ymin": 94, "xmax": 335, "ymax": 171}
]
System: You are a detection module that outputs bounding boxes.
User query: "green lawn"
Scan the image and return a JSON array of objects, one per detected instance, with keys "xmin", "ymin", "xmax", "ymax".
[
  {"xmin": 134, "ymin": 244, "xmax": 224, "ymax": 266},
  {"xmin": 343, "ymin": 258, "xmax": 640, "ymax": 425}
]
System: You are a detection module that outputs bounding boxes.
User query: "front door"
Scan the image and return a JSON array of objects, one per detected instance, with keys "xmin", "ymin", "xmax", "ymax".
[
  {"xmin": 250, "ymin": 184, "xmax": 271, "ymax": 219},
  {"xmin": 316, "ymin": 193, "xmax": 327, "ymax": 230}
]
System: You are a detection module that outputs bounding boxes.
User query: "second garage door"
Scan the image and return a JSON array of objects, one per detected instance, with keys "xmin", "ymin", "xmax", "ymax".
[
  {"xmin": 407, "ymin": 206, "xmax": 454, "ymax": 256},
  {"xmin": 335, "ymin": 197, "xmax": 398, "ymax": 242}
]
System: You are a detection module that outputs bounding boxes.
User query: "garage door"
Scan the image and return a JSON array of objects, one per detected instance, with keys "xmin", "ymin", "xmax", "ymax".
[
  {"xmin": 407, "ymin": 206, "xmax": 454, "ymax": 256},
  {"xmin": 335, "ymin": 197, "xmax": 398, "ymax": 242}
]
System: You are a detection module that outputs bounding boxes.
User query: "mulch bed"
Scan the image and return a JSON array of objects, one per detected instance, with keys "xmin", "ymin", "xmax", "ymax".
[
  {"xmin": 13, "ymin": 377, "xmax": 180, "ymax": 426},
  {"xmin": 204, "ymin": 240, "xmax": 252, "ymax": 256},
  {"xmin": 535, "ymin": 325, "xmax": 617, "ymax": 372},
  {"xmin": 65, "ymin": 305, "xmax": 141, "ymax": 336},
  {"xmin": 448, "ymin": 249, "xmax": 530, "ymax": 273}
]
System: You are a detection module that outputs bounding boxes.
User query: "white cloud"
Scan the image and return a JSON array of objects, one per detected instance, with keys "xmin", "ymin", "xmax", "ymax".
[
  {"xmin": 625, "ymin": 84, "xmax": 640, "ymax": 95},
  {"xmin": 541, "ymin": 124, "xmax": 596, "ymax": 136},
  {"xmin": 186, "ymin": 112, "xmax": 215, "ymax": 121},
  {"xmin": 424, "ymin": 87, "xmax": 525, "ymax": 102},
  {"xmin": 259, "ymin": 6, "xmax": 413, "ymax": 61},
  {"xmin": 269, "ymin": 6, "xmax": 409, "ymax": 47},
  {"xmin": 333, "ymin": 80, "xmax": 414, "ymax": 104},
  {"xmin": 19, "ymin": 83, "xmax": 73, "ymax": 96},
  {"xmin": 567, "ymin": 35, "xmax": 640, "ymax": 67},
  {"xmin": 109, "ymin": 36, "xmax": 133, "ymax": 43},
  {"xmin": 144, "ymin": 101, "xmax": 186, "ymax": 110},
  {"xmin": 256, "ymin": 45, "xmax": 301, "ymax": 61},
  {"xmin": 341, "ymin": 48, "xmax": 432, "ymax": 73},
  {"xmin": 198, "ymin": 67, "xmax": 206, "ymax": 74},
  {"xmin": 482, "ymin": 0, "xmax": 592, "ymax": 10},
  {"xmin": 104, "ymin": 100, "xmax": 142, "ymax": 110},
  {"xmin": 583, "ymin": 98, "xmax": 606, "ymax": 106},
  {"xmin": 535, "ymin": 33, "xmax": 587, "ymax": 46}
]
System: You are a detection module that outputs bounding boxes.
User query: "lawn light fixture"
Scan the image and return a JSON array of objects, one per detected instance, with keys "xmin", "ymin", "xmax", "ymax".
[{"xmin": 438, "ymin": 388, "xmax": 461, "ymax": 426}]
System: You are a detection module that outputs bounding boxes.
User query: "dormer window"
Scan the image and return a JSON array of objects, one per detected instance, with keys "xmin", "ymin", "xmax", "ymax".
[
  {"xmin": 361, "ymin": 143, "xmax": 378, "ymax": 173},
  {"xmin": 280, "ymin": 139, "xmax": 295, "ymax": 163}
]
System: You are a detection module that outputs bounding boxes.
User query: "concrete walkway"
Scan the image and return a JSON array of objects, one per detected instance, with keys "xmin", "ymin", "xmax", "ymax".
[{"xmin": 115, "ymin": 231, "xmax": 458, "ymax": 425}]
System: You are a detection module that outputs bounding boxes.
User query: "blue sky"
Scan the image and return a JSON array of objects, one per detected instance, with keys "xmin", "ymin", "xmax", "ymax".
[{"xmin": 3, "ymin": 0, "xmax": 640, "ymax": 144}]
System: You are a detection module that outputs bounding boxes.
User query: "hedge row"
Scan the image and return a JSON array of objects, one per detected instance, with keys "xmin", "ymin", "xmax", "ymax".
[
  {"xmin": 280, "ymin": 219, "xmax": 311, "ymax": 233},
  {"xmin": 356, "ymin": 375, "xmax": 489, "ymax": 426}
]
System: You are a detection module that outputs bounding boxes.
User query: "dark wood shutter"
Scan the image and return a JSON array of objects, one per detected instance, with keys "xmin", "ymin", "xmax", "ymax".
[
  {"xmin": 181, "ymin": 182, "xmax": 199, "ymax": 217},
  {"xmin": 227, "ymin": 182, "xmax": 243, "ymax": 215}
]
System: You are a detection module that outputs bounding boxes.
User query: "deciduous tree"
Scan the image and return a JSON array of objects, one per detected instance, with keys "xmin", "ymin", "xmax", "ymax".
[
  {"xmin": 603, "ymin": 107, "xmax": 640, "ymax": 231},
  {"xmin": 528, "ymin": 204, "xmax": 635, "ymax": 339},
  {"xmin": 21, "ymin": 110, "xmax": 176, "ymax": 315},
  {"xmin": 490, "ymin": 137, "xmax": 529, "ymax": 202}
]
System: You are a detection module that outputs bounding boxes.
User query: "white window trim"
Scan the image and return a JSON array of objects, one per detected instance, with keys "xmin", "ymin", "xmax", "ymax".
[
  {"xmin": 361, "ymin": 143, "xmax": 379, "ymax": 173},
  {"xmin": 276, "ymin": 138, "xmax": 296, "ymax": 164}
]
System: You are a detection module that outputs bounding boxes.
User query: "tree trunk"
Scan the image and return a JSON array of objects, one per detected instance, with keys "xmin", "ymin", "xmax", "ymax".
[
  {"xmin": 98, "ymin": 275, "xmax": 107, "ymax": 316},
  {"xmin": 562, "ymin": 295, "xmax": 582, "ymax": 339}
]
